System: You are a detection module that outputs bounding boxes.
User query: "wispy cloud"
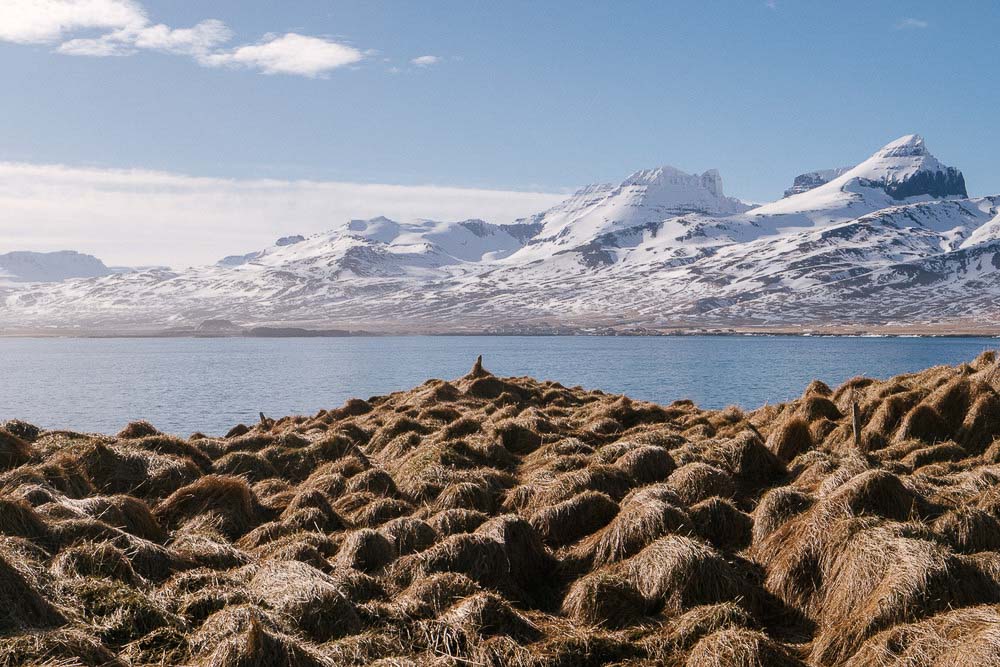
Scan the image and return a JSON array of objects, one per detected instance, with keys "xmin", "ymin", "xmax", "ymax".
[
  {"xmin": 765, "ymin": 1, "xmax": 778, "ymax": 10},
  {"xmin": 0, "ymin": 0, "xmax": 365, "ymax": 77},
  {"xmin": 894, "ymin": 17, "xmax": 929, "ymax": 30},
  {"xmin": 0, "ymin": 161, "xmax": 567, "ymax": 267},
  {"xmin": 410, "ymin": 55, "xmax": 441, "ymax": 67}
]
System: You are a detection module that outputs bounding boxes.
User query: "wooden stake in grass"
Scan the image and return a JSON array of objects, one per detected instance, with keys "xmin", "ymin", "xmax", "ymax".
[{"xmin": 852, "ymin": 402, "xmax": 863, "ymax": 452}]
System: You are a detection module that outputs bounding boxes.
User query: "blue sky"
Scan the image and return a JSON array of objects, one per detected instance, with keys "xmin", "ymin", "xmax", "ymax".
[{"xmin": 1, "ymin": 1, "xmax": 998, "ymax": 265}]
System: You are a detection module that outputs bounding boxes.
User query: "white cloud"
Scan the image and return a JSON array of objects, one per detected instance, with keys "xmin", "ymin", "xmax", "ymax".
[
  {"xmin": 0, "ymin": 0, "xmax": 145, "ymax": 44},
  {"xmin": 0, "ymin": 0, "xmax": 364, "ymax": 77},
  {"xmin": 58, "ymin": 34, "xmax": 134, "ymax": 56},
  {"xmin": 0, "ymin": 161, "xmax": 567, "ymax": 267},
  {"xmin": 131, "ymin": 20, "xmax": 232, "ymax": 54},
  {"xmin": 200, "ymin": 33, "xmax": 363, "ymax": 77},
  {"xmin": 894, "ymin": 17, "xmax": 928, "ymax": 30},
  {"xmin": 58, "ymin": 19, "xmax": 232, "ymax": 57},
  {"xmin": 410, "ymin": 55, "xmax": 441, "ymax": 67}
]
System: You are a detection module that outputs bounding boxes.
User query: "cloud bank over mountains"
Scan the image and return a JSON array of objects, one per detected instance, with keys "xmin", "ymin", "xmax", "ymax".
[{"xmin": 0, "ymin": 161, "xmax": 566, "ymax": 267}]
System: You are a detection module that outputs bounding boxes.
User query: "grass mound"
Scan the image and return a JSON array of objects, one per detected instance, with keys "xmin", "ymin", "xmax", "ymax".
[
  {"xmin": 579, "ymin": 486, "xmax": 691, "ymax": 567},
  {"xmin": 667, "ymin": 462, "xmax": 736, "ymax": 504},
  {"xmin": 561, "ymin": 569, "xmax": 647, "ymax": 628},
  {"xmin": 0, "ymin": 548, "xmax": 65, "ymax": 631},
  {"xmin": 0, "ymin": 628, "xmax": 121, "ymax": 667},
  {"xmin": 657, "ymin": 602, "xmax": 758, "ymax": 653},
  {"xmin": 846, "ymin": 605, "xmax": 1000, "ymax": 667},
  {"xmin": 0, "ymin": 430, "xmax": 31, "ymax": 471},
  {"xmin": 529, "ymin": 490, "xmax": 619, "ymax": 548},
  {"xmin": 335, "ymin": 529, "xmax": 396, "ymax": 573},
  {"xmin": 438, "ymin": 591, "xmax": 541, "ymax": 644},
  {"xmin": 685, "ymin": 628, "xmax": 805, "ymax": 667},
  {"xmin": 766, "ymin": 417, "xmax": 812, "ymax": 463},
  {"xmin": 154, "ymin": 475, "xmax": 267, "ymax": 539},
  {"xmin": 194, "ymin": 606, "xmax": 331, "ymax": 667},
  {"xmin": 625, "ymin": 535, "xmax": 751, "ymax": 616},
  {"xmin": 50, "ymin": 542, "xmax": 140, "ymax": 584},
  {"xmin": 689, "ymin": 497, "xmax": 753, "ymax": 551},
  {"xmin": 394, "ymin": 572, "xmax": 480, "ymax": 618},
  {"xmin": 4, "ymin": 353, "xmax": 1000, "ymax": 663},
  {"xmin": 248, "ymin": 560, "xmax": 362, "ymax": 641}
]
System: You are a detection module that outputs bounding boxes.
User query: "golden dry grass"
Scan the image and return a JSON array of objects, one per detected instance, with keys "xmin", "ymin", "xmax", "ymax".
[{"xmin": 4, "ymin": 354, "xmax": 1000, "ymax": 664}]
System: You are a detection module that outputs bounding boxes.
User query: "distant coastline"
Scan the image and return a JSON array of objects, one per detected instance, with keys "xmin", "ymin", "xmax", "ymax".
[{"xmin": 2, "ymin": 323, "xmax": 998, "ymax": 339}]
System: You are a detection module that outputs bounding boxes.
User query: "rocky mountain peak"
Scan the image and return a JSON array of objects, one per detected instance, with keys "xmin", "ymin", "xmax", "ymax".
[
  {"xmin": 612, "ymin": 165, "xmax": 748, "ymax": 217},
  {"xmin": 852, "ymin": 134, "xmax": 967, "ymax": 200},
  {"xmin": 620, "ymin": 165, "xmax": 724, "ymax": 197},
  {"xmin": 874, "ymin": 133, "xmax": 929, "ymax": 159}
]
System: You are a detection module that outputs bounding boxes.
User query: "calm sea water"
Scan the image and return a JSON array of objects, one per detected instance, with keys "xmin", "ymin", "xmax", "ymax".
[{"xmin": 0, "ymin": 335, "xmax": 996, "ymax": 436}]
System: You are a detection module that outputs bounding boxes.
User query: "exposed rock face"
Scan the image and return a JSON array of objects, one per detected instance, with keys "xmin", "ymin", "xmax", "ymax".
[
  {"xmin": 498, "ymin": 222, "xmax": 544, "ymax": 243},
  {"xmin": 456, "ymin": 220, "xmax": 494, "ymax": 238},
  {"xmin": 783, "ymin": 167, "xmax": 850, "ymax": 197},
  {"xmin": 877, "ymin": 167, "xmax": 967, "ymax": 200}
]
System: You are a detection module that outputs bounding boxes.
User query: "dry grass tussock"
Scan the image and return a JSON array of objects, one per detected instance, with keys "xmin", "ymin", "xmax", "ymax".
[{"xmin": 4, "ymin": 353, "xmax": 1000, "ymax": 664}]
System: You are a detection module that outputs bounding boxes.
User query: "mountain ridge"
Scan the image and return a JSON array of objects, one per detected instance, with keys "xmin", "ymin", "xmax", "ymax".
[{"xmin": 4, "ymin": 135, "xmax": 996, "ymax": 333}]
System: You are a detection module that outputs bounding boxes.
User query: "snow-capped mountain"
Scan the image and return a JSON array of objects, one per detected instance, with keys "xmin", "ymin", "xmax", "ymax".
[
  {"xmin": 509, "ymin": 166, "xmax": 750, "ymax": 264},
  {"xmin": 741, "ymin": 135, "xmax": 968, "ymax": 233},
  {"xmin": 3, "ymin": 135, "xmax": 997, "ymax": 333}
]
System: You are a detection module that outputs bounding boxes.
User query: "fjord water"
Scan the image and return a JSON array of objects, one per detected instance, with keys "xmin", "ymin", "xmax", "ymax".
[{"xmin": 1, "ymin": 335, "xmax": 996, "ymax": 436}]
